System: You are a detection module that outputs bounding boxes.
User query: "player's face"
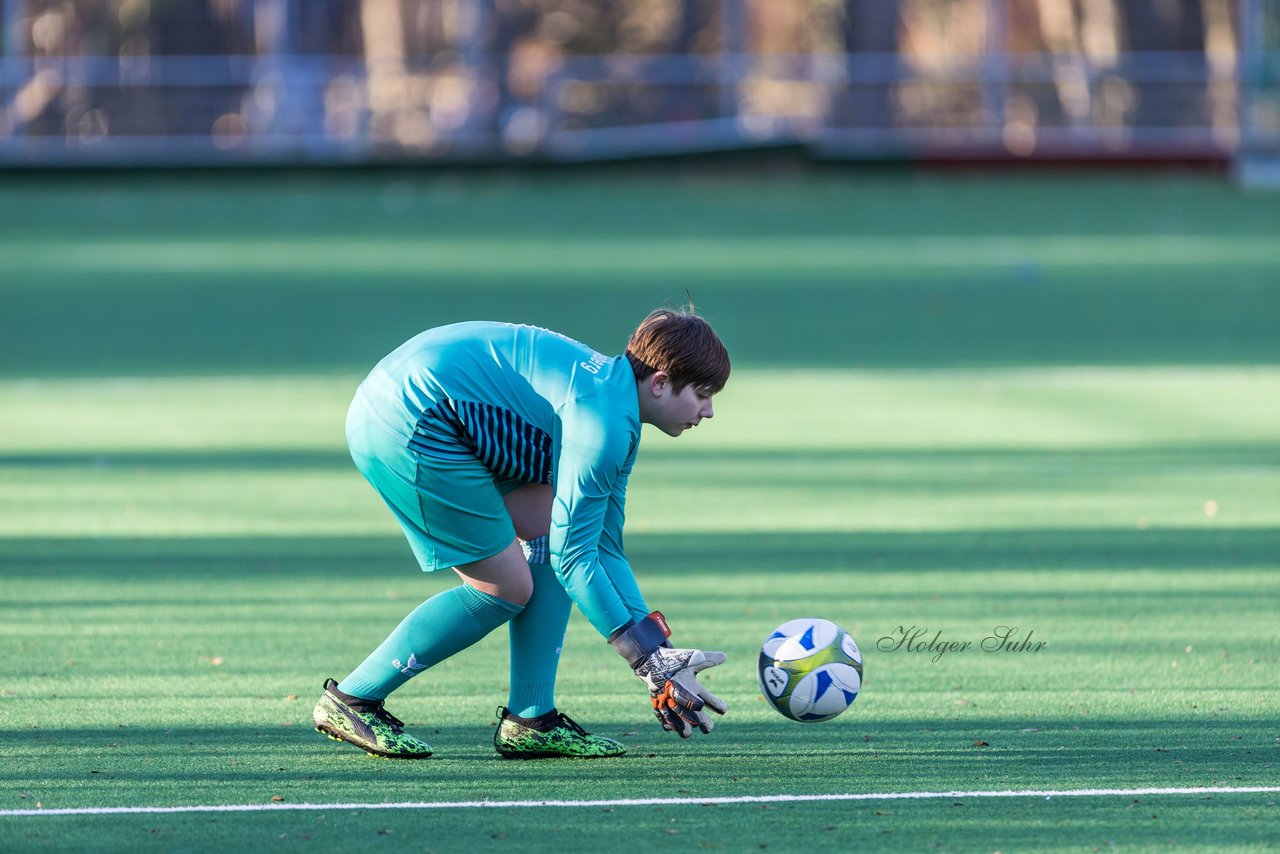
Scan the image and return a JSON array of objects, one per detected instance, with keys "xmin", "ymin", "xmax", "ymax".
[{"xmin": 651, "ymin": 379, "xmax": 716, "ymax": 437}]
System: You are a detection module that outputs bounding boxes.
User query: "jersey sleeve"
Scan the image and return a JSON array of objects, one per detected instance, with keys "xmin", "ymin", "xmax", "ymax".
[
  {"xmin": 549, "ymin": 397, "xmax": 646, "ymax": 638},
  {"xmin": 597, "ymin": 455, "xmax": 649, "ymax": 619}
]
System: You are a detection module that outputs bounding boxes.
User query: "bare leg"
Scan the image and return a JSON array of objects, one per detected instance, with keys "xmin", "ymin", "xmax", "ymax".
[
  {"xmin": 451, "ymin": 484, "xmax": 552, "ymax": 604},
  {"xmin": 454, "ymin": 539, "xmax": 533, "ymax": 606},
  {"xmin": 503, "ymin": 483, "xmax": 553, "ymax": 541}
]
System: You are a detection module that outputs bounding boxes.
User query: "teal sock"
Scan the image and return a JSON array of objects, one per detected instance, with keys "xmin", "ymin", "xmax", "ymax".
[
  {"xmin": 507, "ymin": 539, "xmax": 571, "ymax": 719},
  {"xmin": 339, "ymin": 584, "xmax": 523, "ymax": 701}
]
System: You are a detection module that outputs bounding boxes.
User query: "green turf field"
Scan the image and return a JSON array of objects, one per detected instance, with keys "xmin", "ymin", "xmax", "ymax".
[{"xmin": 1, "ymin": 170, "xmax": 1278, "ymax": 851}]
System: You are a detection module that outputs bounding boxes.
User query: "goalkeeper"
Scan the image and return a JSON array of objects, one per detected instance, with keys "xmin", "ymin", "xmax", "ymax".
[{"xmin": 313, "ymin": 308, "xmax": 730, "ymax": 759}]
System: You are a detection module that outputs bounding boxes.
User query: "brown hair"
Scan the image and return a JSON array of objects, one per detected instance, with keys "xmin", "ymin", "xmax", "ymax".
[{"xmin": 625, "ymin": 307, "xmax": 730, "ymax": 393}]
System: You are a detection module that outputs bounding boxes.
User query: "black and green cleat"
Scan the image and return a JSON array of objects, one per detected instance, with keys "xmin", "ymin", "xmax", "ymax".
[
  {"xmin": 493, "ymin": 706, "xmax": 627, "ymax": 759},
  {"xmin": 312, "ymin": 678, "xmax": 433, "ymax": 759}
]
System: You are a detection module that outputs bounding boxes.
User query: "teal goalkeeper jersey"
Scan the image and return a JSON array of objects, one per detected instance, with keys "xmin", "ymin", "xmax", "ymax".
[{"xmin": 354, "ymin": 321, "xmax": 649, "ymax": 638}]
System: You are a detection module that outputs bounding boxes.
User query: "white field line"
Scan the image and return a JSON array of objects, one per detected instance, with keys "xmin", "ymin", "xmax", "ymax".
[
  {"xmin": 3, "ymin": 786, "xmax": 1278, "ymax": 818},
  {"xmin": 7, "ymin": 235, "xmax": 1280, "ymax": 274}
]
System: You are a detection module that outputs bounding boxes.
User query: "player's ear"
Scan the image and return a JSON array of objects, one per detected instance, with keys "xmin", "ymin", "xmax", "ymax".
[{"xmin": 648, "ymin": 371, "xmax": 671, "ymax": 396}]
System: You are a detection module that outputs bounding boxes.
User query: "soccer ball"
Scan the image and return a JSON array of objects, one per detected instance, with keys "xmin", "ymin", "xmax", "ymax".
[{"xmin": 758, "ymin": 618, "xmax": 863, "ymax": 722}]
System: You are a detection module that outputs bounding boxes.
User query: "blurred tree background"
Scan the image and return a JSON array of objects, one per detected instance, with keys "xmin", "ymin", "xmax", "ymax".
[{"xmin": 0, "ymin": 0, "xmax": 1275, "ymax": 162}]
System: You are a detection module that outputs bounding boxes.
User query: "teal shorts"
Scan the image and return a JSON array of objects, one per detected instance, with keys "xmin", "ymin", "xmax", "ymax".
[{"xmin": 346, "ymin": 396, "xmax": 519, "ymax": 572}]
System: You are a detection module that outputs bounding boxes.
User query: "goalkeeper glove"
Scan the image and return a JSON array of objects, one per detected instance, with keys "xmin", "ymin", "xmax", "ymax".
[{"xmin": 609, "ymin": 611, "xmax": 728, "ymax": 738}]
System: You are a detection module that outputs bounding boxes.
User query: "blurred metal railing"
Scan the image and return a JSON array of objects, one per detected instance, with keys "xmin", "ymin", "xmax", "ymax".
[
  {"xmin": 536, "ymin": 51, "xmax": 1275, "ymax": 161},
  {"xmin": 1, "ymin": 30, "xmax": 1277, "ymax": 165}
]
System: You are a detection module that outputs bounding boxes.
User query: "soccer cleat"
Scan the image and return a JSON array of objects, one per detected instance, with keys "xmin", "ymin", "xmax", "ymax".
[
  {"xmin": 312, "ymin": 678, "xmax": 433, "ymax": 759},
  {"xmin": 493, "ymin": 706, "xmax": 627, "ymax": 759}
]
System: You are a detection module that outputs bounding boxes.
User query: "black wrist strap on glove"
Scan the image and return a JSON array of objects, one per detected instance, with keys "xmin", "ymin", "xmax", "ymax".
[{"xmin": 608, "ymin": 611, "xmax": 671, "ymax": 667}]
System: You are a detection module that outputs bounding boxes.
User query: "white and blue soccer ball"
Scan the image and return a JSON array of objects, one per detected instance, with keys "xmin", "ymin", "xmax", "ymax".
[{"xmin": 758, "ymin": 618, "xmax": 863, "ymax": 723}]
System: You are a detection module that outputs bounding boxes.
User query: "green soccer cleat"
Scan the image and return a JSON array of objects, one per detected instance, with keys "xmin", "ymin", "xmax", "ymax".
[
  {"xmin": 493, "ymin": 706, "xmax": 627, "ymax": 759},
  {"xmin": 312, "ymin": 678, "xmax": 433, "ymax": 759}
]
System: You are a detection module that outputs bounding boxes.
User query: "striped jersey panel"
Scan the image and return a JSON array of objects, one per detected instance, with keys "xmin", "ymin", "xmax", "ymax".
[{"xmin": 410, "ymin": 398, "xmax": 553, "ymax": 484}]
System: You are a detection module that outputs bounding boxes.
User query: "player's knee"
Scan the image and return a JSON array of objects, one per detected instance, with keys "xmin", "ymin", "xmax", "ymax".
[
  {"xmin": 455, "ymin": 542, "xmax": 534, "ymax": 606},
  {"xmin": 500, "ymin": 573, "xmax": 533, "ymax": 606},
  {"xmin": 460, "ymin": 573, "xmax": 532, "ymax": 607},
  {"xmin": 495, "ymin": 554, "xmax": 535, "ymax": 606}
]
